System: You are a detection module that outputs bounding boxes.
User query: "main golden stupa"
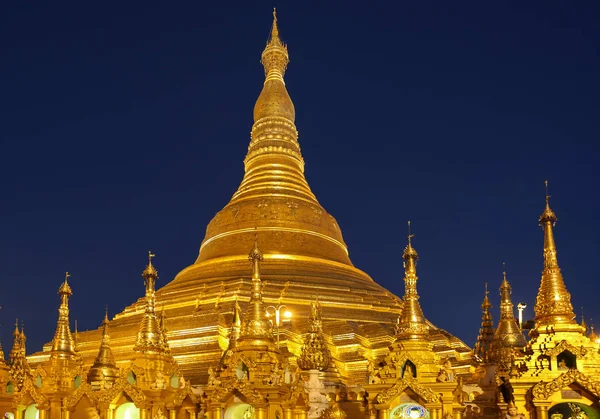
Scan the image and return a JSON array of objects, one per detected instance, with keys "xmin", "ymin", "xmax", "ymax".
[
  {"xmin": 29, "ymin": 11, "xmax": 472, "ymax": 386},
  {"xmin": 6, "ymin": 10, "xmax": 598, "ymax": 419}
]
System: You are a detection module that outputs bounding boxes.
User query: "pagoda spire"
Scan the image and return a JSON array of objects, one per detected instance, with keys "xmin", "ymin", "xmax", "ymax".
[
  {"xmin": 134, "ymin": 251, "xmax": 168, "ymax": 354},
  {"xmin": 298, "ymin": 297, "xmax": 332, "ymax": 371},
  {"xmin": 492, "ymin": 266, "xmax": 526, "ymax": 366},
  {"xmin": 238, "ymin": 241, "xmax": 274, "ymax": 345},
  {"xmin": 533, "ymin": 181, "xmax": 576, "ymax": 326},
  {"xmin": 51, "ymin": 272, "xmax": 77, "ymax": 356},
  {"xmin": 474, "ymin": 283, "xmax": 494, "ymax": 362},
  {"xmin": 87, "ymin": 307, "xmax": 119, "ymax": 387},
  {"xmin": 9, "ymin": 319, "xmax": 29, "ymax": 390},
  {"xmin": 229, "ymin": 9, "xmax": 318, "ymax": 208},
  {"xmin": 395, "ymin": 222, "xmax": 429, "ymax": 338},
  {"xmin": 219, "ymin": 296, "xmax": 243, "ymax": 368}
]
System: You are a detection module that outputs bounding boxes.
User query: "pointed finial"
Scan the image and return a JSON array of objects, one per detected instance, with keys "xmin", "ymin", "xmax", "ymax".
[
  {"xmin": 104, "ymin": 305, "xmax": 109, "ymax": 323},
  {"xmin": 485, "ymin": 282, "xmax": 489, "ymax": 295},
  {"xmin": 268, "ymin": 7, "xmax": 282, "ymax": 47},
  {"xmin": 75, "ymin": 320, "xmax": 78, "ymax": 333},
  {"xmin": 142, "ymin": 250, "xmax": 158, "ymax": 278},
  {"xmin": 65, "ymin": 272, "xmax": 71, "ymax": 281},
  {"xmin": 407, "ymin": 220, "xmax": 414, "ymax": 245},
  {"xmin": 148, "ymin": 250, "xmax": 155, "ymax": 265},
  {"xmin": 545, "ymin": 180, "xmax": 550, "ymax": 206},
  {"xmin": 503, "ymin": 262, "xmax": 507, "ymax": 277}
]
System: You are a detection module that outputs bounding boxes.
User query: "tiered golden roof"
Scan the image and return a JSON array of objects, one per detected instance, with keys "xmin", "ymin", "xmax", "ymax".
[
  {"xmin": 51, "ymin": 272, "xmax": 77, "ymax": 357},
  {"xmin": 534, "ymin": 181, "xmax": 576, "ymax": 327},
  {"xmin": 395, "ymin": 222, "xmax": 429, "ymax": 338},
  {"xmin": 474, "ymin": 283, "xmax": 494, "ymax": 362},
  {"xmin": 87, "ymin": 307, "xmax": 119, "ymax": 386},
  {"xmin": 491, "ymin": 267, "xmax": 526, "ymax": 371},
  {"xmin": 297, "ymin": 298, "xmax": 332, "ymax": 371},
  {"xmin": 31, "ymin": 9, "xmax": 473, "ymax": 386}
]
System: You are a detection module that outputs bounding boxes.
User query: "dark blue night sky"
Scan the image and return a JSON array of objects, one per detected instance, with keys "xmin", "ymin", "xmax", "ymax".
[{"xmin": 2, "ymin": 1, "xmax": 599, "ymax": 353}]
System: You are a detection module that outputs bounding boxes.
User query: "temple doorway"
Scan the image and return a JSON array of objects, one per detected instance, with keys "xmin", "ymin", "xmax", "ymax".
[
  {"xmin": 115, "ymin": 403, "xmax": 140, "ymax": 419},
  {"xmin": 23, "ymin": 406, "xmax": 38, "ymax": 419},
  {"xmin": 224, "ymin": 403, "xmax": 253, "ymax": 419},
  {"xmin": 390, "ymin": 403, "xmax": 430, "ymax": 419}
]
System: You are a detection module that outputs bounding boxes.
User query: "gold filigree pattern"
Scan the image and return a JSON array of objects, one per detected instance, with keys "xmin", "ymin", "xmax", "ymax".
[
  {"xmin": 12, "ymin": 376, "xmax": 49, "ymax": 409},
  {"xmin": 543, "ymin": 340, "xmax": 588, "ymax": 358},
  {"xmin": 531, "ymin": 370, "xmax": 600, "ymax": 400},
  {"xmin": 375, "ymin": 376, "xmax": 441, "ymax": 404}
]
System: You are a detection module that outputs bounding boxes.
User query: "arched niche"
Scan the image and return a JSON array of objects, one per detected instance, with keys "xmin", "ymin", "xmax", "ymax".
[
  {"xmin": 549, "ymin": 402, "xmax": 599, "ymax": 419},
  {"xmin": 73, "ymin": 376, "xmax": 82, "ymax": 389},
  {"xmin": 235, "ymin": 363, "xmax": 248, "ymax": 381},
  {"xmin": 224, "ymin": 403, "xmax": 253, "ymax": 419},
  {"xmin": 401, "ymin": 360, "xmax": 417, "ymax": 379},
  {"xmin": 170, "ymin": 374, "xmax": 179, "ymax": 388},
  {"xmin": 115, "ymin": 403, "xmax": 139, "ymax": 419},
  {"xmin": 24, "ymin": 405, "xmax": 38, "ymax": 419},
  {"xmin": 5, "ymin": 413, "xmax": 15, "ymax": 419},
  {"xmin": 557, "ymin": 351, "xmax": 577, "ymax": 370},
  {"xmin": 127, "ymin": 372, "xmax": 136, "ymax": 386},
  {"xmin": 71, "ymin": 395, "xmax": 98, "ymax": 419},
  {"xmin": 6, "ymin": 382, "xmax": 14, "ymax": 394}
]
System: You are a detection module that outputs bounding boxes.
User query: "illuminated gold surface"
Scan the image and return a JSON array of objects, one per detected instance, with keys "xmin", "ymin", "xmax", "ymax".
[
  {"xmin": 395, "ymin": 224, "xmax": 429, "ymax": 338},
  {"xmin": 534, "ymin": 182, "xmax": 576, "ymax": 327},
  {"xmin": 38, "ymin": 11, "xmax": 473, "ymax": 389},
  {"xmin": 86, "ymin": 308, "xmax": 119, "ymax": 386},
  {"xmin": 473, "ymin": 283, "xmax": 494, "ymax": 362},
  {"xmin": 297, "ymin": 298, "xmax": 331, "ymax": 371},
  {"xmin": 51, "ymin": 273, "xmax": 77, "ymax": 356}
]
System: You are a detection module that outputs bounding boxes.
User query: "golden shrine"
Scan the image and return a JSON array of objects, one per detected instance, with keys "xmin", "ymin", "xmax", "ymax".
[{"xmin": 1, "ymin": 9, "xmax": 597, "ymax": 419}]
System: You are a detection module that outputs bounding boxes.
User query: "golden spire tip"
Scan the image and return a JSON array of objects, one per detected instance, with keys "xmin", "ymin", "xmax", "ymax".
[
  {"xmin": 148, "ymin": 250, "xmax": 155, "ymax": 265},
  {"xmin": 407, "ymin": 220, "xmax": 414, "ymax": 244}
]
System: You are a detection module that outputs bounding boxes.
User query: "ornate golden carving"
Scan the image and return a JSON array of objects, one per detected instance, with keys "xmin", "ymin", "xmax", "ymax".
[
  {"xmin": 534, "ymin": 184, "xmax": 576, "ymax": 326},
  {"xmin": 298, "ymin": 298, "xmax": 332, "ymax": 371},
  {"xmin": 375, "ymin": 375, "xmax": 441, "ymax": 404},
  {"xmin": 531, "ymin": 370, "xmax": 600, "ymax": 400},
  {"xmin": 12, "ymin": 376, "xmax": 49, "ymax": 409},
  {"xmin": 395, "ymin": 224, "xmax": 429, "ymax": 338},
  {"xmin": 543, "ymin": 340, "xmax": 587, "ymax": 358}
]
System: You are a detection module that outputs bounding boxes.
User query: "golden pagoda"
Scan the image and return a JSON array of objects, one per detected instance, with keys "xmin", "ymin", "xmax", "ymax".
[
  {"xmin": 6, "ymin": 9, "xmax": 599, "ymax": 419},
  {"xmin": 33, "ymin": 9, "xmax": 472, "ymax": 395}
]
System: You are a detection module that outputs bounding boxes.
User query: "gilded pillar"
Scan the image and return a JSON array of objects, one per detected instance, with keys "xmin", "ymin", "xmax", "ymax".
[
  {"xmin": 378, "ymin": 409, "xmax": 389, "ymax": 419},
  {"xmin": 105, "ymin": 408, "xmax": 114, "ymax": 419},
  {"xmin": 38, "ymin": 410, "xmax": 48, "ymax": 419},
  {"xmin": 15, "ymin": 409, "xmax": 24, "ymax": 419},
  {"xmin": 535, "ymin": 403, "xmax": 550, "ymax": 419},
  {"xmin": 140, "ymin": 408, "xmax": 149, "ymax": 419},
  {"xmin": 255, "ymin": 407, "xmax": 267, "ymax": 419},
  {"xmin": 169, "ymin": 410, "xmax": 176, "ymax": 419},
  {"xmin": 282, "ymin": 409, "xmax": 293, "ymax": 419},
  {"xmin": 187, "ymin": 409, "xmax": 197, "ymax": 419}
]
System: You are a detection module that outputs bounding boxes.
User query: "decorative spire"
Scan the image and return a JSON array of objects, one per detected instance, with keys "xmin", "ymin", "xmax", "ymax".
[
  {"xmin": 9, "ymin": 319, "xmax": 20, "ymax": 363},
  {"xmin": 9, "ymin": 319, "xmax": 29, "ymax": 390},
  {"xmin": 298, "ymin": 297, "xmax": 332, "ymax": 371},
  {"xmin": 239, "ymin": 241, "xmax": 274, "ymax": 344},
  {"xmin": 474, "ymin": 283, "xmax": 495, "ymax": 362},
  {"xmin": 51, "ymin": 272, "xmax": 77, "ymax": 357},
  {"xmin": 158, "ymin": 307, "xmax": 171, "ymax": 355},
  {"xmin": 220, "ymin": 297, "xmax": 243, "ymax": 368},
  {"xmin": 590, "ymin": 324, "xmax": 597, "ymax": 342},
  {"xmin": 395, "ymin": 222, "xmax": 429, "ymax": 338},
  {"xmin": 534, "ymin": 181, "xmax": 575, "ymax": 326},
  {"xmin": 134, "ymin": 251, "xmax": 168, "ymax": 354},
  {"xmin": 581, "ymin": 308, "xmax": 588, "ymax": 334},
  {"xmin": 492, "ymin": 266, "xmax": 526, "ymax": 366},
  {"xmin": 87, "ymin": 307, "xmax": 119, "ymax": 386}
]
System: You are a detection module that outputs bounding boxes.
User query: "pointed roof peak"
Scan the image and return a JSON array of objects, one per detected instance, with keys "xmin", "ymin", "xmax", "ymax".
[
  {"xmin": 267, "ymin": 7, "xmax": 284, "ymax": 48},
  {"xmin": 142, "ymin": 250, "xmax": 158, "ymax": 278},
  {"xmin": 59, "ymin": 272, "xmax": 73, "ymax": 295},
  {"xmin": 403, "ymin": 221, "xmax": 418, "ymax": 261},
  {"xmin": 534, "ymin": 181, "xmax": 575, "ymax": 326},
  {"xmin": 540, "ymin": 180, "xmax": 557, "ymax": 224}
]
